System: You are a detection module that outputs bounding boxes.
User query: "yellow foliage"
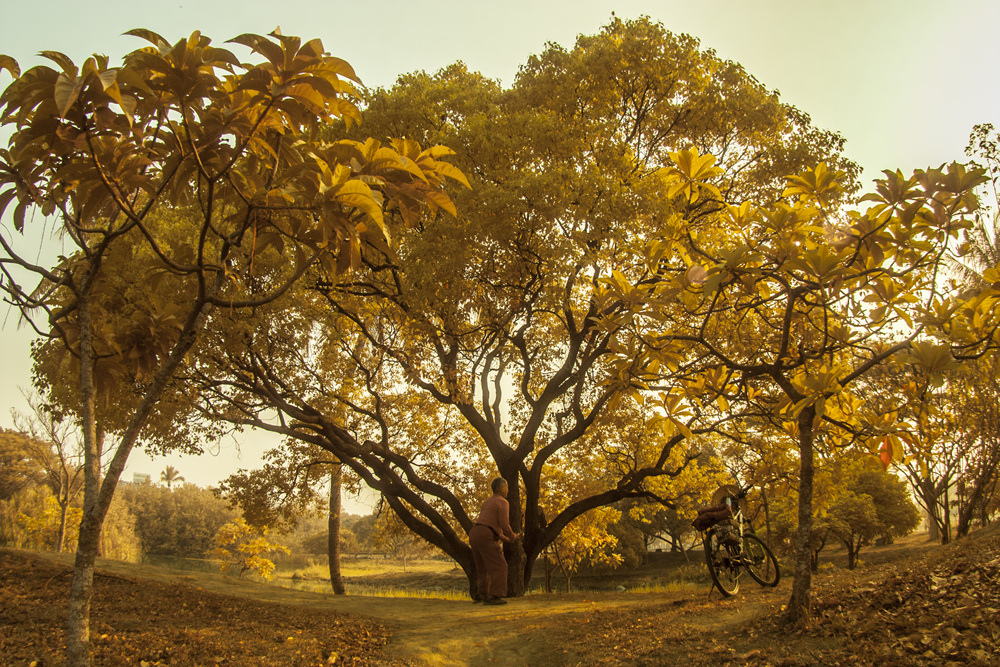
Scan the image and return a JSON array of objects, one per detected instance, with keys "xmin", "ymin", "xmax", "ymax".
[
  {"xmin": 209, "ymin": 518, "xmax": 290, "ymax": 580},
  {"xmin": 16, "ymin": 495, "xmax": 82, "ymax": 551},
  {"xmin": 549, "ymin": 506, "xmax": 623, "ymax": 584}
]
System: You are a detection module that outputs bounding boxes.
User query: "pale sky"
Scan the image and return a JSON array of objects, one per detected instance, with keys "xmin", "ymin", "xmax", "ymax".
[{"xmin": 1, "ymin": 1, "xmax": 998, "ymax": 504}]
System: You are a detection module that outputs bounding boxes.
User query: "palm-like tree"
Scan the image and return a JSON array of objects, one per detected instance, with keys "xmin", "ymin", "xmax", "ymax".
[
  {"xmin": 952, "ymin": 123, "xmax": 1000, "ymax": 288},
  {"xmin": 160, "ymin": 465, "xmax": 184, "ymax": 489}
]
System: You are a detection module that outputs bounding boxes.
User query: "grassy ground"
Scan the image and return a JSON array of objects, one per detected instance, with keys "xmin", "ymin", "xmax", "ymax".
[
  {"xmin": 276, "ymin": 556, "xmax": 468, "ymax": 598},
  {"xmin": 3, "ymin": 528, "xmax": 997, "ymax": 665}
]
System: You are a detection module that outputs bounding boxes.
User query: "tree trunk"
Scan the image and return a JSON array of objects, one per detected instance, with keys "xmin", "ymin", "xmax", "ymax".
[
  {"xmin": 66, "ymin": 296, "xmax": 101, "ymax": 667},
  {"xmin": 507, "ymin": 539, "xmax": 526, "ymax": 596},
  {"xmin": 502, "ymin": 469, "xmax": 526, "ymax": 596},
  {"xmin": 809, "ymin": 535, "xmax": 825, "ymax": 573},
  {"xmin": 67, "ymin": 509, "xmax": 104, "ymax": 666},
  {"xmin": 955, "ymin": 486, "xmax": 976, "ymax": 538},
  {"xmin": 57, "ymin": 494, "xmax": 69, "ymax": 553},
  {"xmin": 927, "ymin": 508, "xmax": 940, "ymax": 542},
  {"xmin": 553, "ymin": 547, "xmax": 572, "ymax": 593},
  {"xmin": 917, "ymin": 475, "xmax": 948, "ymax": 543},
  {"xmin": 761, "ymin": 487, "xmax": 773, "ymax": 547},
  {"xmin": 65, "ymin": 292, "xmax": 213, "ymax": 665},
  {"xmin": 785, "ymin": 406, "xmax": 816, "ymax": 625},
  {"xmin": 846, "ymin": 540, "xmax": 859, "ymax": 570},
  {"xmin": 944, "ymin": 486, "xmax": 952, "ymax": 544},
  {"xmin": 327, "ymin": 465, "xmax": 346, "ymax": 595}
]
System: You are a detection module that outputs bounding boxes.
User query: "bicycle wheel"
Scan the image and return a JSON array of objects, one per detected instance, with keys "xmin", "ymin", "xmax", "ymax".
[
  {"xmin": 742, "ymin": 533, "xmax": 780, "ymax": 587},
  {"xmin": 704, "ymin": 532, "xmax": 740, "ymax": 596}
]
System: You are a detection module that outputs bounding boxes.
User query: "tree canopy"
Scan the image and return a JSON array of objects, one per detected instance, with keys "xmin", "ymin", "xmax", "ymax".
[
  {"xmin": 186, "ymin": 16, "xmax": 865, "ymax": 598},
  {"xmin": 4, "ymin": 17, "xmax": 999, "ymax": 641},
  {"xmin": 0, "ymin": 28, "xmax": 463, "ymax": 665}
]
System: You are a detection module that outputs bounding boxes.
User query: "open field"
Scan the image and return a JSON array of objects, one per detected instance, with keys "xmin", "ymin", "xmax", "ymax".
[{"xmin": 2, "ymin": 526, "xmax": 999, "ymax": 665}]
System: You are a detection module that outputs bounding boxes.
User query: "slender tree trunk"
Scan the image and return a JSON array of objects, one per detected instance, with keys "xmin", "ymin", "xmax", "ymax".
[
  {"xmin": 543, "ymin": 549, "xmax": 552, "ymax": 593},
  {"xmin": 327, "ymin": 464, "xmax": 346, "ymax": 595},
  {"xmin": 57, "ymin": 494, "xmax": 69, "ymax": 553},
  {"xmin": 846, "ymin": 540, "xmax": 859, "ymax": 570},
  {"xmin": 809, "ymin": 535, "xmax": 825, "ymax": 573},
  {"xmin": 66, "ymin": 295, "xmax": 101, "ymax": 666},
  {"xmin": 761, "ymin": 487, "xmax": 773, "ymax": 546},
  {"xmin": 553, "ymin": 546, "xmax": 572, "ymax": 593},
  {"xmin": 785, "ymin": 406, "xmax": 816, "ymax": 625},
  {"xmin": 65, "ymin": 293, "xmax": 213, "ymax": 665},
  {"xmin": 944, "ymin": 486, "xmax": 952, "ymax": 544}
]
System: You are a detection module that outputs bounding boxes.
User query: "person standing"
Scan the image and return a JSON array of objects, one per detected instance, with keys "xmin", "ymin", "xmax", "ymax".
[{"xmin": 469, "ymin": 477, "xmax": 519, "ymax": 605}]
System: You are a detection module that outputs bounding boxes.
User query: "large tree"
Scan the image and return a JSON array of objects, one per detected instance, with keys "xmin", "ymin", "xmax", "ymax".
[
  {"xmin": 11, "ymin": 392, "xmax": 88, "ymax": 552},
  {"xmin": 188, "ymin": 17, "xmax": 859, "ymax": 596},
  {"xmin": 0, "ymin": 30, "xmax": 462, "ymax": 665},
  {"xmin": 614, "ymin": 159, "xmax": 995, "ymax": 623},
  {"xmin": 0, "ymin": 428, "xmax": 45, "ymax": 502},
  {"xmin": 825, "ymin": 458, "xmax": 920, "ymax": 569}
]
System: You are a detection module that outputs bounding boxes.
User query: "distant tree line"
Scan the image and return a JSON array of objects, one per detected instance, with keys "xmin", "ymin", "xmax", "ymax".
[{"xmin": 1, "ymin": 418, "xmax": 437, "ymax": 562}]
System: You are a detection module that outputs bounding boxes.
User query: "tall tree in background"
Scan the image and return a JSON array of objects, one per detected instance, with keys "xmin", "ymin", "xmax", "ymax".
[
  {"xmin": 826, "ymin": 458, "xmax": 920, "ymax": 569},
  {"xmin": 0, "ymin": 428, "xmax": 47, "ymax": 546},
  {"xmin": 859, "ymin": 361, "xmax": 958, "ymax": 543},
  {"xmin": 0, "ymin": 428, "xmax": 43, "ymax": 502},
  {"xmin": 159, "ymin": 466, "xmax": 184, "ymax": 489},
  {"xmin": 955, "ymin": 122, "xmax": 1000, "ymax": 288},
  {"xmin": 11, "ymin": 392, "xmax": 87, "ymax": 552},
  {"xmin": 216, "ymin": 336, "xmax": 369, "ymax": 595},
  {"xmin": 190, "ymin": 17, "xmax": 859, "ymax": 596},
  {"xmin": 948, "ymin": 357, "xmax": 1000, "ymax": 536},
  {"xmin": 218, "ymin": 441, "xmax": 348, "ymax": 593},
  {"xmin": 865, "ymin": 123, "xmax": 1000, "ymax": 544},
  {"xmin": 0, "ymin": 30, "xmax": 462, "ymax": 665}
]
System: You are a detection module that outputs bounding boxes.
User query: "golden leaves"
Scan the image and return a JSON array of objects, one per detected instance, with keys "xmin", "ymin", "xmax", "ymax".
[
  {"xmin": 782, "ymin": 162, "xmax": 843, "ymax": 205},
  {"xmin": 657, "ymin": 147, "xmax": 723, "ymax": 204},
  {"xmin": 208, "ymin": 518, "xmax": 290, "ymax": 581},
  {"xmin": 0, "ymin": 28, "xmax": 469, "ymax": 281},
  {"xmin": 0, "ymin": 54, "xmax": 20, "ymax": 79},
  {"xmin": 896, "ymin": 341, "xmax": 961, "ymax": 374}
]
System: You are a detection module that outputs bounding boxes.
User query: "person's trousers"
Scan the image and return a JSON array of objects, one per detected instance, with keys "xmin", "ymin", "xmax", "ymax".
[{"xmin": 469, "ymin": 524, "xmax": 507, "ymax": 598}]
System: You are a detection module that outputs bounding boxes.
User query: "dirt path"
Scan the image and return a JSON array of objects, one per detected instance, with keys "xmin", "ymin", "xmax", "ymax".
[{"xmin": 30, "ymin": 550, "xmax": 789, "ymax": 665}]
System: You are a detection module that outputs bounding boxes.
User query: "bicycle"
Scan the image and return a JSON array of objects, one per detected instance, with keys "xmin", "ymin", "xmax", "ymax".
[{"xmin": 693, "ymin": 484, "xmax": 780, "ymax": 597}]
